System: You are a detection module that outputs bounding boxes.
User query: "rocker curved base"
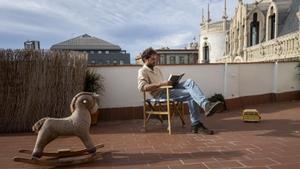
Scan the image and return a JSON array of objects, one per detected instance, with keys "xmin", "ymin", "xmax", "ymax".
[
  {"xmin": 14, "ymin": 144, "xmax": 104, "ymax": 167},
  {"xmin": 14, "ymin": 152, "xmax": 103, "ymax": 166}
]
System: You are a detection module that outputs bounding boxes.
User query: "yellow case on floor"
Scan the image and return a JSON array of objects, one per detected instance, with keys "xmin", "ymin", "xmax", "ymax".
[{"xmin": 242, "ymin": 109, "xmax": 261, "ymax": 122}]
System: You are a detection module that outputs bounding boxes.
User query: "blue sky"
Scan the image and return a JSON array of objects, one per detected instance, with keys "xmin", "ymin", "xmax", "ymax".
[{"xmin": 0, "ymin": 0, "xmax": 253, "ymax": 63}]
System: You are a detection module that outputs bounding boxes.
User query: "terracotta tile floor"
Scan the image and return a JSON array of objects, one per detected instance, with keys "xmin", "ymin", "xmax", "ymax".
[{"xmin": 1, "ymin": 101, "xmax": 300, "ymax": 169}]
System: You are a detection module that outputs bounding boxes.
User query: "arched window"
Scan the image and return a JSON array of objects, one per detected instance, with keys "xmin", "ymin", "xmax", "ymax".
[
  {"xmin": 250, "ymin": 13, "xmax": 260, "ymax": 46},
  {"xmin": 203, "ymin": 43, "xmax": 209, "ymax": 63},
  {"xmin": 269, "ymin": 7, "xmax": 276, "ymax": 40}
]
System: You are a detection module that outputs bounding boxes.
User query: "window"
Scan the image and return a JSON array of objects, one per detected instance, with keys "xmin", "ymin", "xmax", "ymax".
[
  {"xmin": 203, "ymin": 43, "xmax": 209, "ymax": 63},
  {"xmin": 160, "ymin": 55, "xmax": 165, "ymax": 64},
  {"xmin": 250, "ymin": 13, "xmax": 260, "ymax": 46},
  {"xmin": 170, "ymin": 56, "xmax": 176, "ymax": 64},
  {"xmin": 113, "ymin": 60, "xmax": 117, "ymax": 64},
  {"xmin": 179, "ymin": 56, "xmax": 185, "ymax": 64},
  {"xmin": 105, "ymin": 51, "xmax": 109, "ymax": 54},
  {"xmin": 98, "ymin": 51, "xmax": 102, "ymax": 54},
  {"xmin": 91, "ymin": 60, "xmax": 95, "ymax": 64},
  {"xmin": 106, "ymin": 60, "xmax": 110, "ymax": 64},
  {"xmin": 267, "ymin": 6, "xmax": 276, "ymax": 40},
  {"xmin": 120, "ymin": 60, "xmax": 124, "ymax": 65},
  {"xmin": 90, "ymin": 51, "xmax": 94, "ymax": 54},
  {"xmin": 270, "ymin": 14, "xmax": 275, "ymax": 39}
]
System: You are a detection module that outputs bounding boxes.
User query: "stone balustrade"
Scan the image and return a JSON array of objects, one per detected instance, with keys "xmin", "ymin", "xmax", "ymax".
[
  {"xmin": 215, "ymin": 55, "xmax": 232, "ymax": 63},
  {"xmin": 244, "ymin": 31, "xmax": 300, "ymax": 62},
  {"xmin": 216, "ymin": 31, "xmax": 300, "ymax": 63}
]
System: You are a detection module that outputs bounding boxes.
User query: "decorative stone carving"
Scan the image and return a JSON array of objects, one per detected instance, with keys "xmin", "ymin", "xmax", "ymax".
[
  {"xmin": 259, "ymin": 45, "xmax": 265, "ymax": 56},
  {"xmin": 274, "ymin": 41, "xmax": 282, "ymax": 56}
]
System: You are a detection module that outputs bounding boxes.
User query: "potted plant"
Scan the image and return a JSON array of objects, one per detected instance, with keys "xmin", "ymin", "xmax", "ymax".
[{"xmin": 84, "ymin": 69, "xmax": 104, "ymax": 125}]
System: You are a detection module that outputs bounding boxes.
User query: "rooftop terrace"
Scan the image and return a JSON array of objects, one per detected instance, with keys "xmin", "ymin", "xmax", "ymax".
[
  {"xmin": 1, "ymin": 100, "xmax": 300, "ymax": 169},
  {"xmin": 1, "ymin": 62, "xmax": 300, "ymax": 169}
]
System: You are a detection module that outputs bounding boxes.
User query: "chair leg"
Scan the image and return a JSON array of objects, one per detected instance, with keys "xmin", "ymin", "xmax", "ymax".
[
  {"xmin": 157, "ymin": 103, "xmax": 164, "ymax": 124},
  {"xmin": 173, "ymin": 102, "xmax": 185, "ymax": 127},
  {"xmin": 168, "ymin": 111, "xmax": 171, "ymax": 134},
  {"xmin": 143, "ymin": 106, "xmax": 147, "ymax": 132},
  {"xmin": 179, "ymin": 102, "xmax": 185, "ymax": 126},
  {"xmin": 158, "ymin": 115, "xmax": 163, "ymax": 124},
  {"xmin": 170, "ymin": 102, "xmax": 176, "ymax": 123},
  {"xmin": 145, "ymin": 113, "xmax": 151, "ymax": 124}
]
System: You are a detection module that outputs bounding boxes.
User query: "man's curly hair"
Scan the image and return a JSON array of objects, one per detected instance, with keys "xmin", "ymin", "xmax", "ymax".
[{"xmin": 141, "ymin": 47, "xmax": 158, "ymax": 63}]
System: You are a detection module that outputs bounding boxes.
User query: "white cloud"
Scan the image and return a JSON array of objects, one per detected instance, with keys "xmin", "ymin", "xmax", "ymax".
[{"xmin": 152, "ymin": 32, "xmax": 194, "ymax": 48}]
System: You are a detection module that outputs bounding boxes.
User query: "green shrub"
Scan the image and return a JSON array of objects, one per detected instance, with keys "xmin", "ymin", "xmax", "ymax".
[{"xmin": 84, "ymin": 70, "xmax": 104, "ymax": 94}]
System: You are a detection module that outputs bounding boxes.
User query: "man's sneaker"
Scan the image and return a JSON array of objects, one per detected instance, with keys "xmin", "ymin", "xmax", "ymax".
[
  {"xmin": 191, "ymin": 122, "xmax": 214, "ymax": 135},
  {"xmin": 204, "ymin": 101, "xmax": 223, "ymax": 117}
]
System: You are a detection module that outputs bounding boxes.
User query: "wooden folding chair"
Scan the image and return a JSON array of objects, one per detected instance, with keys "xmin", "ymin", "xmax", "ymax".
[{"xmin": 142, "ymin": 85, "xmax": 186, "ymax": 134}]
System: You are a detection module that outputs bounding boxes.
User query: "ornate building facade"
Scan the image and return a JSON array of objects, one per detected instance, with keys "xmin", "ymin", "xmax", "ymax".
[
  {"xmin": 139, "ymin": 0, "xmax": 299, "ymax": 64},
  {"xmin": 199, "ymin": 1, "xmax": 230, "ymax": 63},
  {"xmin": 217, "ymin": 0, "xmax": 300, "ymax": 63}
]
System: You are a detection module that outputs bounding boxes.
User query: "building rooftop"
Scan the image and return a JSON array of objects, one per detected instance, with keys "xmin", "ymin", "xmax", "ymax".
[
  {"xmin": 279, "ymin": 0, "xmax": 300, "ymax": 36},
  {"xmin": 51, "ymin": 34, "xmax": 121, "ymax": 50},
  {"xmin": 2, "ymin": 101, "xmax": 300, "ymax": 169}
]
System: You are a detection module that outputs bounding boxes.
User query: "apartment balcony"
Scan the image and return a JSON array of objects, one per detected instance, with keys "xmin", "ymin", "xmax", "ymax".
[{"xmin": 1, "ymin": 62, "xmax": 300, "ymax": 168}]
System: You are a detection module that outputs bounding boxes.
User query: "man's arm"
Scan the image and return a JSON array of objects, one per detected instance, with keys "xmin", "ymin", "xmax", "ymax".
[
  {"xmin": 137, "ymin": 69, "xmax": 171, "ymax": 92},
  {"xmin": 143, "ymin": 81, "xmax": 171, "ymax": 92}
]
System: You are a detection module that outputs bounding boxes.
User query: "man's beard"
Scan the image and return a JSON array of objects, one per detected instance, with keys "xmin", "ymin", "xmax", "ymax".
[{"xmin": 147, "ymin": 64, "xmax": 155, "ymax": 70}]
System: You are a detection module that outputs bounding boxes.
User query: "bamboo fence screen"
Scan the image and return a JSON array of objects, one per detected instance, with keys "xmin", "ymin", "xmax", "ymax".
[{"xmin": 0, "ymin": 49, "xmax": 87, "ymax": 133}]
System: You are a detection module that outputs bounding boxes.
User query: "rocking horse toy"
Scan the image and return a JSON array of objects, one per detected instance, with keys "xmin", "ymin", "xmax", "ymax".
[{"xmin": 14, "ymin": 92, "xmax": 104, "ymax": 166}]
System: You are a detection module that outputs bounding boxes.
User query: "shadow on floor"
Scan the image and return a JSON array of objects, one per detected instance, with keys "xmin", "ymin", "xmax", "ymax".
[{"xmin": 52, "ymin": 150, "xmax": 243, "ymax": 169}]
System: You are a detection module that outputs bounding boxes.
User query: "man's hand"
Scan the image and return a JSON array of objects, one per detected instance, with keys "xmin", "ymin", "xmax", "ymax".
[{"xmin": 159, "ymin": 80, "xmax": 172, "ymax": 87}]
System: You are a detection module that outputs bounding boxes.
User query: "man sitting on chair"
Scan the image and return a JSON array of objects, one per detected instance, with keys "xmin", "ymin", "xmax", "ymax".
[{"xmin": 137, "ymin": 47, "xmax": 223, "ymax": 135}]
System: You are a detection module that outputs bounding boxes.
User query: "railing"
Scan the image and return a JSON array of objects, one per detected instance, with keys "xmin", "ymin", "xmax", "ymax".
[
  {"xmin": 245, "ymin": 31, "xmax": 300, "ymax": 62},
  {"xmin": 216, "ymin": 55, "xmax": 232, "ymax": 63}
]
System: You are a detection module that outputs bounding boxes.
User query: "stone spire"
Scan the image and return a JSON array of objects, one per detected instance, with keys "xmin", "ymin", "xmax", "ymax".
[
  {"xmin": 207, "ymin": 3, "xmax": 211, "ymax": 23},
  {"xmin": 223, "ymin": 0, "xmax": 228, "ymax": 20},
  {"xmin": 222, "ymin": 0, "xmax": 228, "ymax": 31},
  {"xmin": 200, "ymin": 8, "xmax": 205, "ymax": 26},
  {"xmin": 202, "ymin": 8, "xmax": 205, "ymax": 23}
]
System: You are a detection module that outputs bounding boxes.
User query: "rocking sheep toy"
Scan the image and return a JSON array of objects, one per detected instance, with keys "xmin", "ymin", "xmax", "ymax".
[{"xmin": 14, "ymin": 92, "xmax": 104, "ymax": 166}]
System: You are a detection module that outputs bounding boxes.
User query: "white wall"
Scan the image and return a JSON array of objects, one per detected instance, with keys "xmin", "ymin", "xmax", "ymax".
[
  {"xmin": 276, "ymin": 62, "xmax": 300, "ymax": 93},
  {"xmin": 224, "ymin": 63, "xmax": 274, "ymax": 99},
  {"xmin": 91, "ymin": 62, "xmax": 300, "ymax": 108},
  {"xmin": 91, "ymin": 66, "xmax": 141, "ymax": 108}
]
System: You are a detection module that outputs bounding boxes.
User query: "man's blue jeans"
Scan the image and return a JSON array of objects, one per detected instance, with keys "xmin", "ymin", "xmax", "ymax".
[{"xmin": 156, "ymin": 79, "xmax": 209, "ymax": 126}]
